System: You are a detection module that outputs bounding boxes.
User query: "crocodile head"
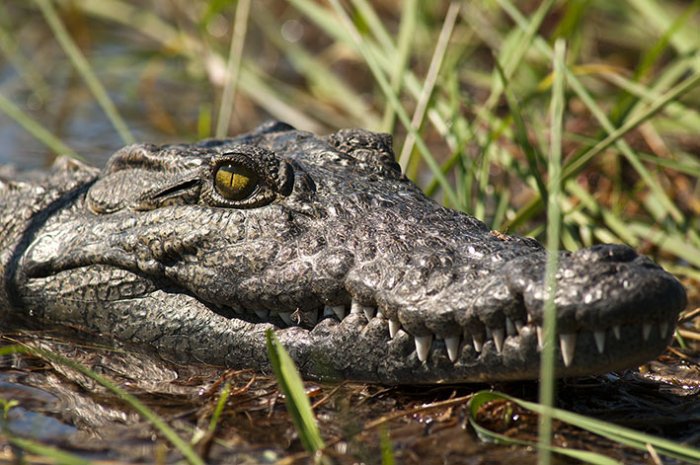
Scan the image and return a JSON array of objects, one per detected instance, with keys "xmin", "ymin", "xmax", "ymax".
[{"xmin": 16, "ymin": 121, "xmax": 687, "ymax": 383}]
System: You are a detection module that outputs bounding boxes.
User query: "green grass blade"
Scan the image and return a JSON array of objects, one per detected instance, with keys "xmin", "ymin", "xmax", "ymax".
[
  {"xmin": 470, "ymin": 392, "xmax": 621, "ymax": 465},
  {"xmin": 376, "ymin": 0, "xmax": 417, "ymax": 132},
  {"xmin": 350, "ymin": 0, "xmax": 395, "ymax": 53},
  {"xmin": 626, "ymin": 222, "xmax": 700, "ymax": 268},
  {"xmin": 34, "ymin": 0, "xmax": 134, "ymax": 145},
  {"xmin": 215, "ymin": 0, "xmax": 251, "ymax": 138},
  {"xmin": 0, "ymin": 4, "xmax": 50, "ymax": 102},
  {"xmin": 254, "ymin": 7, "xmax": 378, "ymax": 128},
  {"xmin": 208, "ymin": 382, "xmax": 231, "ymax": 434},
  {"xmin": 265, "ymin": 330, "xmax": 325, "ymax": 453},
  {"xmin": 498, "ymin": 0, "xmax": 698, "ymax": 228},
  {"xmin": 379, "ymin": 426, "xmax": 395, "ymax": 465},
  {"xmin": 0, "ymin": 92, "xmax": 79, "ymax": 158},
  {"xmin": 538, "ymin": 38, "xmax": 567, "ymax": 465},
  {"xmin": 562, "ymin": 71, "xmax": 700, "ymax": 181},
  {"xmin": 0, "ymin": 345, "xmax": 205, "ymax": 465},
  {"xmin": 398, "ymin": 2, "xmax": 459, "ymax": 169},
  {"xmin": 470, "ymin": 391, "xmax": 700, "ymax": 464},
  {"xmin": 325, "ymin": 0, "xmax": 459, "ymax": 207},
  {"xmin": 493, "ymin": 61, "xmax": 547, "ymax": 203},
  {"xmin": 486, "ymin": 0, "xmax": 556, "ymax": 111},
  {"xmin": 9, "ymin": 437, "xmax": 92, "ymax": 465}
]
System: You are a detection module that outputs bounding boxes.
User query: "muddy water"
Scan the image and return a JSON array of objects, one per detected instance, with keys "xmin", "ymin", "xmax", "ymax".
[{"xmin": 1, "ymin": 330, "xmax": 699, "ymax": 465}]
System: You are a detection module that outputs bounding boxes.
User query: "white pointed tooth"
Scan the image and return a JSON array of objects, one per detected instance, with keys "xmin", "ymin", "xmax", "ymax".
[
  {"xmin": 643, "ymin": 323, "xmax": 652, "ymax": 341},
  {"xmin": 559, "ymin": 333, "xmax": 577, "ymax": 367},
  {"xmin": 389, "ymin": 318, "xmax": 401, "ymax": 338},
  {"xmin": 593, "ymin": 330, "xmax": 605, "ymax": 354},
  {"xmin": 514, "ymin": 320, "xmax": 525, "ymax": 333},
  {"xmin": 445, "ymin": 336, "xmax": 460, "ymax": 362},
  {"xmin": 327, "ymin": 305, "xmax": 345, "ymax": 321},
  {"xmin": 505, "ymin": 318, "xmax": 516, "ymax": 337},
  {"xmin": 536, "ymin": 326, "xmax": 544, "ymax": 349},
  {"xmin": 613, "ymin": 325, "xmax": 621, "ymax": 340},
  {"xmin": 659, "ymin": 321, "xmax": 669, "ymax": 338},
  {"xmin": 255, "ymin": 309, "xmax": 269, "ymax": 320},
  {"xmin": 350, "ymin": 301, "xmax": 377, "ymax": 321},
  {"xmin": 472, "ymin": 335, "xmax": 483, "ymax": 353},
  {"xmin": 491, "ymin": 328, "xmax": 505, "ymax": 353},
  {"xmin": 278, "ymin": 312, "xmax": 294, "ymax": 326},
  {"xmin": 414, "ymin": 334, "xmax": 433, "ymax": 362},
  {"xmin": 527, "ymin": 314, "xmax": 533, "ymax": 323},
  {"xmin": 350, "ymin": 301, "xmax": 363, "ymax": 314}
]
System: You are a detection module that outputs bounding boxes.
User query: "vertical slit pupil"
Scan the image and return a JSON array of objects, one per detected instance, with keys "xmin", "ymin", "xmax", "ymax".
[{"xmin": 215, "ymin": 163, "xmax": 258, "ymax": 200}]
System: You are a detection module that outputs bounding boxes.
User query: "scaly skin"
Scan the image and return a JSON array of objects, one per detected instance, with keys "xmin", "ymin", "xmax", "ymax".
[{"xmin": 0, "ymin": 122, "xmax": 687, "ymax": 384}]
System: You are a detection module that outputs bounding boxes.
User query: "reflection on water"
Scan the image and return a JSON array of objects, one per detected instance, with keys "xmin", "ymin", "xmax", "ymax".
[{"xmin": 0, "ymin": 6, "xmax": 213, "ymax": 170}]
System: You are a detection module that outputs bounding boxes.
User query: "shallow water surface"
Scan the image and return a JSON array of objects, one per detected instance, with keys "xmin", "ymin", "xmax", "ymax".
[{"xmin": 1, "ymin": 330, "xmax": 699, "ymax": 464}]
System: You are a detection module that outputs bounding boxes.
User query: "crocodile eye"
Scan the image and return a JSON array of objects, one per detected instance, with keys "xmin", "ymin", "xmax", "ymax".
[{"xmin": 214, "ymin": 163, "xmax": 259, "ymax": 200}]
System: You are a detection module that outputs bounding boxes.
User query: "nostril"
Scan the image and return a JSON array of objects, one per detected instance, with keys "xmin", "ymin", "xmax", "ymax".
[{"xmin": 573, "ymin": 244, "xmax": 638, "ymax": 263}]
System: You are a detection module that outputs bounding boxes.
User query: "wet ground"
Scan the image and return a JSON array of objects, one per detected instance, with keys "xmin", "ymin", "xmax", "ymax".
[{"xmin": 1, "ymin": 323, "xmax": 700, "ymax": 465}]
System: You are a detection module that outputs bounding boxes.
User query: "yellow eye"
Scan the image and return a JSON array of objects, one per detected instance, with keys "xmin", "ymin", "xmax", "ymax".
[{"xmin": 214, "ymin": 163, "xmax": 258, "ymax": 200}]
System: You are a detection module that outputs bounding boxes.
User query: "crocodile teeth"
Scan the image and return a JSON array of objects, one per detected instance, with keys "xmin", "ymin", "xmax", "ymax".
[
  {"xmin": 472, "ymin": 335, "xmax": 483, "ymax": 352},
  {"xmin": 536, "ymin": 326, "xmax": 544, "ymax": 349},
  {"xmin": 612, "ymin": 325, "xmax": 621, "ymax": 339},
  {"xmin": 659, "ymin": 321, "xmax": 669, "ymax": 338},
  {"xmin": 514, "ymin": 320, "xmax": 525, "ymax": 333},
  {"xmin": 324, "ymin": 305, "xmax": 346, "ymax": 321},
  {"xmin": 414, "ymin": 335, "xmax": 433, "ymax": 362},
  {"xmin": 559, "ymin": 333, "xmax": 577, "ymax": 367},
  {"xmin": 445, "ymin": 336, "xmax": 460, "ymax": 362},
  {"xmin": 349, "ymin": 302, "xmax": 363, "ymax": 314},
  {"xmin": 255, "ymin": 309, "xmax": 269, "ymax": 320},
  {"xmin": 491, "ymin": 328, "xmax": 505, "ymax": 353},
  {"xmin": 278, "ymin": 312, "xmax": 294, "ymax": 326},
  {"xmin": 363, "ymin": 307, "xmax": 376, "ymax": 321},
  {"xmin": 593, "ymin": 330, "xmax": 605, "ymax": 354},
  {"xmin": 643, "ymin": 323, "xmax": 652, "ymax": 341},
  {"xmin": 505, "ymin": 318, "xmax": 516, "ymax": 337},
  {"xmin": 389, "ymin": 318, "xmax": 401, "ymax": 338}
]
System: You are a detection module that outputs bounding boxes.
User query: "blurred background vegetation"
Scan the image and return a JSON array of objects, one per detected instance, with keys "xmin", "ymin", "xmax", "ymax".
[{"xmin": 1, "ymin": 0, "xmax": 700, "ymax": 283}]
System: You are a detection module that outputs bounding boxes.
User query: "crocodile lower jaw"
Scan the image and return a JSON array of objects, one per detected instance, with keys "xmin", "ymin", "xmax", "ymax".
[{"xmin": 244, "ymin": 299, "xmax": 676, "ymax": 377}]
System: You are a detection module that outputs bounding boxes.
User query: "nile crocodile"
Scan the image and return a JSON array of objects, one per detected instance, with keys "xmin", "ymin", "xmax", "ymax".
[{"xmin": 0, "ymin": 122, "xmax": 687, "ymax": 384}]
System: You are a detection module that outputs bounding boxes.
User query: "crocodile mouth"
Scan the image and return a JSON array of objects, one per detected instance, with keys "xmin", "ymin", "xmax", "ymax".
[
  {"xmin": 19, "ymin": 237, "xmax": 685, "ymax": 383},
  {"xmin": 20, "ymin": 251, "xmax": 684, "ymax": 382},
  {"xmin": 248, "ymin": 299, "xmax": 678, "ymax": 374}
]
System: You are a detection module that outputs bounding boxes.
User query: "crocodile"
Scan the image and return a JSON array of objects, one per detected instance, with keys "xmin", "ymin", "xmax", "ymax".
[{"xmin": 0, "ymin": 121, "xmax": 687, "ymax": 384}]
